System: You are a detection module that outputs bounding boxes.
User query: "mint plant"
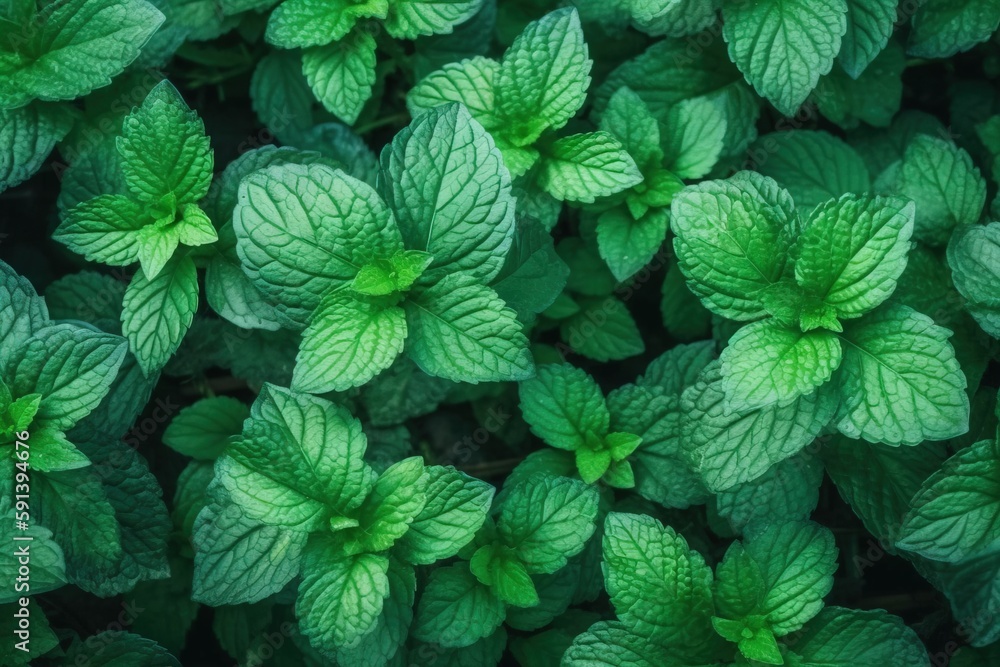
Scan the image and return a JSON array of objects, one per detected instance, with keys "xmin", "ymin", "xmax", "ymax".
[{"xmin": 6, "ymin": 1, "xmax": 1000, "ymax": 664}]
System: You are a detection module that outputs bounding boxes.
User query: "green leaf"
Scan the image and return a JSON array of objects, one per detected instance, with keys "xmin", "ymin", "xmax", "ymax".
[
  {"xmin": 662, "ymin": 96, "xmax": 727, "ymax": 180},
  {"xmin": 815, "ymin": 38, "xmax": 906, "ymax": 129},
  {"xmin": 670, "ymin": 172, "xmax": 798, "ymax": 320},
  {"xmin": 636, "ymin": 341, "xmax": 716, "ymax": 396},
  {"xmin": 395, "ymin": 466, "xmax": 493, "ymax": 565},
  {"xmin": 518, "ymin": 363, "xmax": 609, "ymax": 451},
  {"xmin": 118, "ymin": 80, "xmax": 213, "ymax": 205},
  {"xmin": 6, "ymin": 324, "xmax": 127, "ymax": 430},
  {"xmin": 682, "ymin": 362, "xmax": 837, "ymax": 491},
  {"xmin": 405, "ymin": 275, "xmax": 533, "ymax": 383},
  {"xmin": 122, "ymin": 253, "xmax": 198, "ymax": 377},
  {"xmin": 835, "ymin": 305, "xmax": 970, "ymax": 445},
  {"xmin": 603, "ymin": 512, "xmax": 716, "ymax": 650},
  {"xmin": 948, "ymin": 222, "xmax": 1000, "ymax": 338},
  {"xmin": 412, "ymin": 563, "xmax": 506, "ymax": 648},
  {"xmin": 562, "ymin": 621, "xmax": 671, "ymax": 667},
  {"xmin": 721, "ymin": 0, "xmax": 848, "ymax": 116},
  {"xmin": 302, "ymin": 29, "xmax": 377, "ymax": 125},
  {"xmin": 715, "ymin": 452, "xmax": 824, "ymax": 533},
  {"xmin": 379, "ymin": 103, "xmax": 515, "ymax": 284},
  {"xmin": 297, "ymin": 534, "xmax": 391, "ymax": 651},
  {"xmin": 233, "ymin": 163, "xmax": 403, "ymax": 327},
  {"xmin": 0, "ymin": 102, "xmax": 73, "ymax": 192},
  {"xmin": 907, "ymin": 0, "xmax": 1000, "ymax": 58},
  {"xmin": 718, "ymin": 521, "xmax": 838, "ymax": 635},
  {"xmin": 839, "ymin": 0, "xmax": 896, "ymax": 77},
  {"xmin": 600, "ymin": 86, "xmax": 663, "ymax": 169},
  {"xmin": 720, "ymin": 319, "xmax": 842, "ymax": 411},
  {"xmin": 538, "ymin": 131, "xmax": 643, "ymax": 204},
  {"xmin": 249, "ymin": 50, "xmax": 317, "ymax": 142},
  {"xmin": 470, "ymin": 543, "xmax": 539, "ymax": 607},
  {"xmin": 383, "ymin": 0, "xmax": 481, "ymax": 39},
  {"xmin": 293, "ymin": 291, "xmax": 407, "ymax": 394},
  {"xmin": 794, "ymin": 194, "xmax": 914, "ymax": 318},
  {"xmin": 0, "ymin": 261, "xmax": 49, "ymax": 362},
  {"xmin": 751, "ymin": 131, "xmax": 871, "ymax": 210},
  {"xmin": 897, "ymin": 438, "xmax": 1000, "ymax": 562},
  {"xmin": 348, "ymin": 456, "xmax": 427, "ymax": 554},
  {"xmin": 0, "ymin": 510, "xmax": 65, "ymax": 602},
  {"xmin": 595, "ymin": 208, "xmax": 669, "ymax": 282},
  {"xmin": 62, "ymin": 631, "xmax": 180, "ymax": 667},
  {"xmin": 265, "ymin": 0, "xmax": 383, "ymax": 48},
  {"xmin": 495, "ymin": 7, "xmax": 591, "ymax": 142},
  {"xmin": 787, "ymin": 607, "xmax": 930, "ymax": 666},
  {"xmin": 498, "ymin": 475, "xmax": 599, "ymax": 574},
  {"xmin": 407, "ymin": 56, "xmax": 502, "ymax": 130},
  {"xmin": 334, "ymin": 560, "xmax": 415, "ymax": 667},
  {"xmin": 490, "ymin": 216, "xmax": 569, "ymax": 317},
  {"xmin": 163, "ymin": 396, "xmax": 248, "ymax": 460},
  {"xmin": 218, "ymin": 384, "xmax": 375, "ymax": 530},
  {"xmin": 560, "ymin": 296, "xmax": 646, "ymax": 362},
  {"xmin": 894, "ymin": 134, "xmax": 987, "ymax": 247},
  {"xmin": 191, "ymin": 494, "xmax": 308, "ymax": 606},
  {"xmin": 25, "ymin": 427, "xmax": 90, "ymax": 472},
  {"xmin": 54, "ymin": 194, "xmax": 148, "ymax": 268},
  {"xmin": 0, "ymin": 0, "xmax": 164, "ymax": 108}
]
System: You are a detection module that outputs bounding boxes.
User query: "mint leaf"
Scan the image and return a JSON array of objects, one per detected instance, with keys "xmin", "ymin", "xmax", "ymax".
[
  {"xmin": 163, "ymin": 396, "xmax": 248, "ymax": 460},
  {"xmin": 54, "ymin": 194, "xmax": 147, "ymax": 268},
  {"xmin": 671, "ymin": 172, "xmax": 798, "ymax": 320},
  {"xmin": 334, "ymin": 560, "xmax": 415, "ymax": 666},
  {"xmin": 491, "ymin": 216, "xmax": 569, "ymax": 317},
  {"xmin": 383, "ymin": 0, "xmax": 481, "ymax": 39},
  {"xmin": 495, "ymin": 7, "xmax": 591, "ymax": 142},
  {"xmin": 395, "ymin": 466, "xmax": 493, "ymax": 565},
  {"xmin": 0, "ymin": 0, "xmax": 164, "ymax": 108},
  {"xmin": 497, "ymin": 475, "xmax": 599, "ymax": 574},
  {"xmin": 412, "ymin": 563, "xmax": 506, "ymax": 648},
  {"xmin": 349, "ymin": 457, "xmax": 427, "ymax": 554},
  {"xmin": 720, "ymin": 319, "xmax": 842, "ymax": 411},
  {"xmin": 405, "ymin": 275, "xmax": 533, "ymax": 383},
  {"xmin": 0, "ymin": 261, "xmax": 49, "ymax": 362},
  {"xmin": 560, "ymin": 296, "xmax": 646, "ymax": 362},
  {"xmin": 218, "ymin": 384, "xmax": 375, "ymax": 530},
  {"xmin": 662, "ymin": 96, "xmax": 727, "ymax": 180},
  {"xmin": 518, "ymin": 363, "xmax": 609, "ymax": 451},
  {"xmin": 897, "ymin": 438, "xmax": 1000, "ymax": 562},
  {"xmin": 948, "ymin": 222, "xmax": 1000, "ymax": 338},
  {"xmin": 562, "ymin": 621, "xmax": 671, "ymax": 667},
  {"xmin": 302, "ymin": 29, "xmax": 377, "ymax": 124},
  {"xmin": 839, "ymin": 0, "xmax": 897, "ymax": 77},
  {"xmin": 122, "ymin": 254, "xmax": 198, "ymax": 377},
  {"xmin": 603, "ymin": 512, "xmax": 716, "ymax": 650},
  {"xmin": 265, "ymin": 0, "xmax": 380, "ymax": 48},
  {"xmin": 538, "ymin": 131, "xmax": 643, "ymax": 204},
  {"xmin": 715, "ymin": 452, "xmax": 824, "ymax": 533},
  {"xmin": 816, "ymin": 40, "xmax": 906, "ymax": 129},
  {"xmin": 682, "ymin": 363, "xmax": 837, "ymax": 491},
  {"xmin": 835, "ymin": 305, "xmax": 970, "ymax": 445},
  {"xmin": 379, "ymin": 104, "xmax": 515, "ymax": 284},
  {"xmin": 297, "ymin": 534, "xmax": 390, "ymax": 652},
  {"xmin": 907, "ymin": 0, "xmax": 1000, "ymax": 58},
  {"xmin": 595, "ymin": 208, "xmax": 669, "ymax": 283},
  {"xmin": 894, "ymin": 134, "xmax": 987, "ymax": 247},
  {"xmin": 0, "ymin": 102, "xmax": 73, "ymax": 192},
  {"xmin": 293, "ymin": 291, "xmax": 407, "ymax": 394},
  {"xmin": 787, "ymin": 607, "xmax": 931, "ymax": 666},
  {"xmin": 233, "ymin": 163, "xmax": 403, "ymax": 326},
  {"xmin": 5, "ymin": 324, "xmax": 127, "ymax": 430},
  {"xmin": 722, "ymin": 0, "xmax": 848, "ymax": 116},
  {"xmin": 191, "ymin": 494, "xmax": 308, "ymax": 606},
  {"xmin": 794, "ymin": 194, "xmax": 914, "ymax": 318},
  {"xmin": 118, "ymin": 80, "xmax": 213, "ymax": 205}
]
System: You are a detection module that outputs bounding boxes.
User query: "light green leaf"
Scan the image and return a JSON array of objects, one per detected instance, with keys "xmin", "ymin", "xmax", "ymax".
[
  {"xmin": 379, "ymin": 103, "xmax": 515, "ymax": 284},
  {"xmin": 54, "ymin": 194, "xmax": 148, "ymax": 268},
  {"xmin": 293, "ymin": 291, "xmax": 407, "ymax": 394},
  {"xmin": 0, "ymin": 261, "xmax": 49, "ymax": 363},
  {"xmin": 163, "ymin": 396, "xmax": 248, "ymax": 460},
  {"xmin": 599, "ymin": 86, "xmax": 663, "ymax": 168},
  {"xmin": 562, "ymin": 621, "xmax": 671, "ymax": 667},
  {"xmin": 795, "ymin": 194, "xmax": 914, "ymax": 318},
  {"xmin": 349, "ymin": 457, "xmax": 427, "ymax": 554},
  {"xmin": 218, "ymin": 384, "xmax": 375, "ymax": 530},
  {"xmin": 383, "ymin": 0, "xmax": 481, "ymax": 39},
  {"xmin": 265, "ymin": 0, "xmax": 384, "ymax": 48},
  {"xmin": 334, "ymin": 560, "xmax": 415, "ymax": 667},
  {"xmin": 596, "ymin": 208, "xmax": 669, "ymax": 283},
  {"xmin": 560, "ymin": 296, "xmax": 646, "ymax": 362},
  {"xmin": 495, "ymin": 7, "xmax": 591, "ymax": 142},
  {"xmin": 897, "ymin": 438, "xmax": 1000, "ymax": 562},
  {"xmin": 407, "ymin": 56, "xmax": 502, "ymax": 130},
  {"xmin": 297, "ymin": 535, "xmax": 390, "ymax": 651},
  {"xmin": 118, "ymin": 80, "xmax": 213, "ymax": 205},
  {"xmin": 722, "ymin": 0, "xmax": 848, "ymax": 116},
  {"xmin": 518, "ymin": 363, "xmax": 609, "ymax": 451},
  {"xmin": 895, "ymin": 134, "xmax": 987, "ymax": 247},
  {"xmin": 835, "ymin": 305, "xmax": 970, "ymax": 445},
  {"xmin": 720, "ymin": 319, "xmax": 842, "ymax": 411},
  {"xmin": 405, "ymin": 275, "xmax": 533, "ymax": 383},
  {"xmin": 233, "ymin": 162, "xmax": 403, "ymax": 327},
  {"xmin": 122, "ymin": 253, "xmax": 198, "ymax": 376},
  {"xmin": 395, "ymin": 466, "xmax": 493, "ymax": 565},
  {"xmin": 670, "ymin": 171, "xmax": 798, "ymax": 320},
  {"xmin": 0, "ymin": 0, "xmax": 164, "ymax": 108},
  {"xmin": 948, "ymin": 222, "xmax": 1000, "ymax": 338},
  {"xmin": 26, "ymin": 427, "xmax": 90, "ymax": 472},
  {"xmin": 602, "ymin": 512, "xmax": 716, "ymax": 650},
  {"xmin": 682, "ymin": 362, "xmax": 837, "ymax": 491},
  {"xmin": 412, "ymin": 563, "xmax": 506, "ymax": 648},
  {"xmin": 538, "ymin": 131, "xmax": 643, "ymax": 204},
  {"xmin": 662, "ymin": 97, "xmax": 727, "ymax": 180},
  {"xmin": 303, "ymin": 29, "xmax": 377, "ymax": 125},
  {"xmin": 839, "ymin": 0, "xmax": 897, "ymax": 77},
  {"xmin": 907, "ymin": 0, "xmax": 1000, "ymax": 58},
  {"xmin": 498, "ymin": 475, "xmax": 599, "ymax": 574},
  {"xmin": 715, "ymin": 452, "xmax": 824, "ymax": 534},
  {"xmin": 6, "ymin": 324, "xmax": 127, "ymax": 430}
]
